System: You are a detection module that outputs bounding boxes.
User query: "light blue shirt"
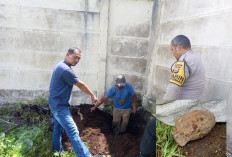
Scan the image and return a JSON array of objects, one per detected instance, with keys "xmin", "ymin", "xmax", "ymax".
[{"xmin": 106, "ymin": 83, "xmax": 135, "ymax": 109}]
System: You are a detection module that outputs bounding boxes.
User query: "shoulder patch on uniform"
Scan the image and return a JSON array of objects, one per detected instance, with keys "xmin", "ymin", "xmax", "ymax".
[{"xmin": 170, "ymin": 61, "xmax": 185, "ymax": 86}]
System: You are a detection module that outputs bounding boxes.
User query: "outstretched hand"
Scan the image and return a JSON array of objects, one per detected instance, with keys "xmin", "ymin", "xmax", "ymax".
[
  {"xmin": 91, "ymin": 95, "xmax": 100, "ymax": 104},
  {"xmin": 90, "ymin": 95, "xmax": 107, "ymax": 113}
]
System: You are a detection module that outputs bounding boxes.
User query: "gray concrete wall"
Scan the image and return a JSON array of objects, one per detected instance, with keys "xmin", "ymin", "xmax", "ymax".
[
  {"xmin": 0, "ymin": 0, "xmax": 109, "ymax": 104},
  {"xmin": 0, "ymin": 0, "xmax": 154, "ymax": 105},
  {"xmin": 105, "ymin": 0, "xmax": 153, "ymax": 97}
]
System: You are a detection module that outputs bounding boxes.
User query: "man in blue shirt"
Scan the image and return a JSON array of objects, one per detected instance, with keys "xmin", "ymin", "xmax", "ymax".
[
  {"xmin": 91, "ymin": 75, "xmax": 137, "ymax": 134},
  {"xmin": 48, "ymin": 47, "xmax": 98, "ymax": 157}
]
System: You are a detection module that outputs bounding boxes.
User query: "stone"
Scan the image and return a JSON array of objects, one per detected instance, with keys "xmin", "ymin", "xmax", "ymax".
[
  {"xmin": 172, "ymin": 110, "xmax": 216, "ymax": 146},
  {"xmin": 156, "ymin": 100, "xmax": 226, "ymax": 126}
]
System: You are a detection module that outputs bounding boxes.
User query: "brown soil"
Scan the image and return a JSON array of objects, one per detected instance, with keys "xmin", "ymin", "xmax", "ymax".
[
  {"xmin": 62, "ymin": 104, "xmax": 148, "ymax": 157},
  {"xmin": 181, "ymin": 123, "xmax": 226, "ymax": 157}
]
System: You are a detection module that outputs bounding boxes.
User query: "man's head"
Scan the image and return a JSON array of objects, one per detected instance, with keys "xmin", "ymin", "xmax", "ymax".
[
  {"xmin": 115, "ymin": 74, "xmax": 126, "ymax": 90},
  {"xmin": 65, "ymin": 47, "xmax": 82, "ymax": 66},
  {"xmin": 170, "ymin": 35, "xmax": 191, "ymax": 59}
]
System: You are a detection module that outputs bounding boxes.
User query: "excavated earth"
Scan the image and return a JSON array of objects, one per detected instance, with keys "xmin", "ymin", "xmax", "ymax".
[
  {"xmin": 181, "ymin": 123, "xmax": 226, "ymax": 157},
  {"xmin": 62, "ymin": 104, "xmax": 149, "ymax": 157}
]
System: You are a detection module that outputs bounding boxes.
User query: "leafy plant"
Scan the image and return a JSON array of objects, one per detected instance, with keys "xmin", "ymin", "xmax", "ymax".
[
  {"xmin": 85, "ymin": 142, "xmax": 91, "ymax": 149},
  {"xmin": 0, "ymin": 119, "xmax": 54, "ymax": 157},
  {"xmin": 105, "ymin": 151, "xmax": 110, "ymax": 155},
  {"xmin": 0, "ymin": 107, "xmax": 12, "ymax": 116},
  {"xmin": 156, "ymin": 120, "xmax": 185, "ymax": 157},
  {"xmin": 14, "ymin": 101, "xmax": 23, "ymax": 110}
]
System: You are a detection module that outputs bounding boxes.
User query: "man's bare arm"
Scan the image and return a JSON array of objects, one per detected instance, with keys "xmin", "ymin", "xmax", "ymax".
[
  {"xmin": 75, "ymin": 80, "xmax": 99, "ymax": 103},
  {"xmin": 131, "ymin": 95, "xmax": 137, "ymax": 114}
]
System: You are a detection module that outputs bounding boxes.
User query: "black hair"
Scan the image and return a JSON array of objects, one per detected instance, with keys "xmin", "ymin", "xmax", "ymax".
[
  {"xmin": 171, "ymin": 35, "xmax": 191, "ymax": 49},
  {"xmin": 68, "ymin": 47, "xmax": 81, "ymax": 54}
]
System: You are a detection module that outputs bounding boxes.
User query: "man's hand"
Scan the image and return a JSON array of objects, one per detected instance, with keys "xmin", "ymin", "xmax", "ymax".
[
  {"xmin": 119, "ymin": 99, "xmax": 127, "ymax": 105},
  {"xmin": 91, "ymin": 95, "xmax": 100, "ymax": 104},
  {"xmin": 90, "ymin": 95, "xmax": 107, "ymax": 113},
  {"xmin": 132, "ymin": 95, "xmax": 137, "ymax": 114}
]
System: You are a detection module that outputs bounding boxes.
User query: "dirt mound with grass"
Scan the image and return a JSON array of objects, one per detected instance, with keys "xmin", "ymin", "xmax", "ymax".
[{"xmin": 62, "ymin": 104, "xmax": 148, "ymax": 157}]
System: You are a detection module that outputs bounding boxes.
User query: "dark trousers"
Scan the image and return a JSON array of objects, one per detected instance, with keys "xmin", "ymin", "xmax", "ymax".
[{"xmin": 140, "ymin": 118, "xmax": 156, "ymax": 157}]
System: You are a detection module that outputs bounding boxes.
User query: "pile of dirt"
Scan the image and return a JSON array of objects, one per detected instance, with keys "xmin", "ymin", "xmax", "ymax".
[
  {"xmin": 62, "ymin": 104, "xmax": 148, "ymax": 157},
  {"xmin": 181, "ymin": 123, "xmax": 226, "ymax": 157}
]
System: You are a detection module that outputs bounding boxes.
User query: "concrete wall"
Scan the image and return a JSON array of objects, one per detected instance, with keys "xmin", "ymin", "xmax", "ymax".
[
  {"xmin": 105, "ymin": 0, "xmax": 153, "ymax": 97},
  {"xmin": 144, "ymin": 0, "xmax": 232, "ymax": 101},
  {"xmin": 0, "ymin": 0, "xmax": 109, "ymax": 104},
  {"xmin": 0, "ymin": 0, "xmax": 154, "ymax": 104}
]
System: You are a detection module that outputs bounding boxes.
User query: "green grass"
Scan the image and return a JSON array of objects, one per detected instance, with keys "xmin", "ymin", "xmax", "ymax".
[
  {"xmin": 0, "ymin": 97, "xmax": 90, "ymax": 157},
  {"xmin": 0, "ymin": 120, "xmax": 5, "ymax": 132},
  {"xmin": 156, "ymin": 120, "xmax": 185, "ymax": 157},
  {"xmin": 32, "ymin": 96, "xmax": 49, "ymax": 107},
  {"xmin": 0, "ymin": 107, "xmax": 12, "ymax": 116}
]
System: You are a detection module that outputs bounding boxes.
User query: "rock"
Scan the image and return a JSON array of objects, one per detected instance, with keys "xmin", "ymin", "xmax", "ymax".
[
  {"xmin": 172, "ymin": 110, "xmax": 216, "ymax": 146},
  {"xmin": 227, "ymin": 152, "xmax": 232, "ymax": 157},
  {"xmin": 156, "ymin": 100, "xmax": 226, "ymax": 126}
]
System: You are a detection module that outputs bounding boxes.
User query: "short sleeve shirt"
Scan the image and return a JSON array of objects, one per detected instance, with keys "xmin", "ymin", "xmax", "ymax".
[
  {"xmin": 167, "ymin": 50, "xmax": 205, "ymax": 99},
  {"xmin": 106, "ymin": 83, "xmax": 135, "ymax": 109},
  {"xmin": 48, "ymin": 61, "xmax": 79, "ymax": 107}
]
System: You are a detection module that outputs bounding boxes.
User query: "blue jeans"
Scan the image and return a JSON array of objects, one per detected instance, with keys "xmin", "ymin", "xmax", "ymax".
[
  {"xmin": 140, "ymin": 118, "xmax": 156, "ymax": 157},
  {"xmin": 49, "ymin": 104, "xmax": 91, "ymax": 157}
]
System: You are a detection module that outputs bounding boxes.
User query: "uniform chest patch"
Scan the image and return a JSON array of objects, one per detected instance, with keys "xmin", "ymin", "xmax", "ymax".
[{"xmin": 170, "ymin": 61, "xmax": 185, "ymax": 86}]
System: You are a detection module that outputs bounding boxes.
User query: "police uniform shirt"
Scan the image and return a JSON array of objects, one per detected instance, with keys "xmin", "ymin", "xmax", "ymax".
[{"xmin": 164, "ymin": 50, "xmax": 205, "ymax": 100}]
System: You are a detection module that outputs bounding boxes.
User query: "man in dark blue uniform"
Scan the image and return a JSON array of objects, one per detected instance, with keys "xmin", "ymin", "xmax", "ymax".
[{"xmin": 48, "ymin": 47, "xmax": 98, "ymax": 157}]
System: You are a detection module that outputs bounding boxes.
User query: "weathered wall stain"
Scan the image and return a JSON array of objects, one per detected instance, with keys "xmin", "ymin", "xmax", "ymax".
[{"xmin": 115, "ymin": 21, "xmax": 150, "ymax": 38}]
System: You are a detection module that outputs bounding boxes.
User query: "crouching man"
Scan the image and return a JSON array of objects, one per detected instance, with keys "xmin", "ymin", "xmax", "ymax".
[{"xmin": 91, "ymin": 74, "xmax": 137, "ymax": 134}]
